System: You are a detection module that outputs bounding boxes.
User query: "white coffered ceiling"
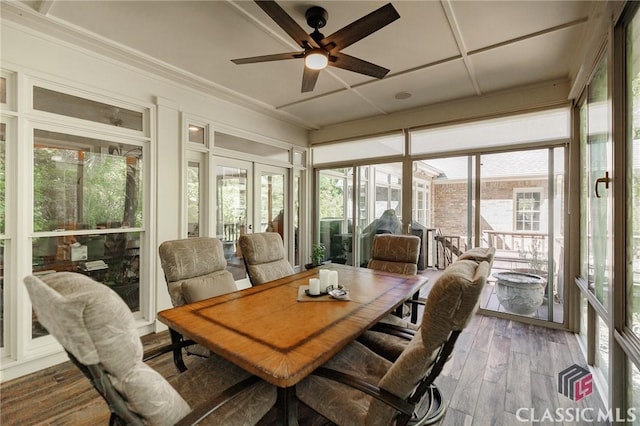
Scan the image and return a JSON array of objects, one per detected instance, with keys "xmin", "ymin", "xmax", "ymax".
[{"xmin": 6, "ymin": 0, "xmax": 597, "ymax": 130}]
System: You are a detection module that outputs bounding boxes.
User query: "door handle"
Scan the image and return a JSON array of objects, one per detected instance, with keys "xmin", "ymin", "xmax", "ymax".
[
  {"xmin": 594, "ymin": 171, "xmax": 611, "ymax": 198},
  {"xmin": 248, "ymin": 224, "xmax": 253, "ymax": 230}
]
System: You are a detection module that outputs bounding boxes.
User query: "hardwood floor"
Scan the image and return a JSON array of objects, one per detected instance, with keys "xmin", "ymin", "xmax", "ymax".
[{"xmin": 0, "ymin": 315, "xmax": 605, "ymax": 426}]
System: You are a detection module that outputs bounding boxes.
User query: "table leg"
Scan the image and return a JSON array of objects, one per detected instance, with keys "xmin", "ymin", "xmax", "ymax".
[
  {"xmin": 168, "ymin": 328, "xmax": 188, "ymax": 372},
  {"xmin": 410, "ymin": 290, "xmax": 420, "ymax": 324},
  {"xmin": 276, "ymin": 386, "xmax": 298, "ymax": 426}
]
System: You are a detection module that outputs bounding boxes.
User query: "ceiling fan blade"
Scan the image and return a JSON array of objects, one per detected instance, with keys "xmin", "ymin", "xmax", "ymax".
[
  {"xmin": 255, "ymin": 0, "xmax": 319, "ymax": 49},
  {"xmin": 301, "ymin": 67, "xmax": 320, "ymax": 92},
  {"xmin": 329, "ymin": 52, "xmax": 390, "ymax": 79},
  {"xmin": 322, "ymin": 3, "xmax": 400, "ymax": 52},
  {"xmin": 232, "ymin": 51, "xmax": 304, "ymax": 64}
]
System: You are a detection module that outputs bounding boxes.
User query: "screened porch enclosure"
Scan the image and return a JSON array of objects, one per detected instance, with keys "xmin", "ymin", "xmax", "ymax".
[
  {"xmin": 313, "ymin": 108, "xmax": 569, "ymax": 325},
  {"xmin": 416, "ymin": 148, "xmax": 566, "ymax": 323}
]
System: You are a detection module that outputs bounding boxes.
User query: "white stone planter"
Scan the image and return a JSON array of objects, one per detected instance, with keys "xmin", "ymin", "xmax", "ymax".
[{"xmin": 493, "ymin": 271, "xmax": 546, "ymax": 316}]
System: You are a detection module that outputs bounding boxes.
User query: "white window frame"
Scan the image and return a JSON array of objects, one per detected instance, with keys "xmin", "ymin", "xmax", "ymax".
[{"xmin": 513, "ymin": 187, "xmax": 543, "ymax": 231}]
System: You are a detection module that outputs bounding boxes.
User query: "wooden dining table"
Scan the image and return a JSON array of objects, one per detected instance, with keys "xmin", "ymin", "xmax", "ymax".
[{"xmin": 157, "ymin": 263, "xmax": 429, "ymax": 425}]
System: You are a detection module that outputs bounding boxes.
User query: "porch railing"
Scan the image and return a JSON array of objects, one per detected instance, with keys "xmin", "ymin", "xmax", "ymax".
[{"xmin": 484, "ymin": 230, "xmax": 549, "ymax": 272}]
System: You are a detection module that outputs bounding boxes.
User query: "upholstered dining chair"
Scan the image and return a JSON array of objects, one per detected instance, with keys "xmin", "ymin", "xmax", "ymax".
[
  {"xmin": 159, "ymin": 237, "xmax": 239, "ymax": 366},
  {"xmin": 367, "ymin": 233, "xmax": 421, "ymax": 323},
  {"xmin": 297, "ymin": 259, "xmax": 491, "ymax": 426},
  {"xmin": 368, "ymin": 233, "xmax": 421, "ymax": 275},
  {"xmin": 360, "ymin": 247, "xmax": 496, "ymax": 363},
  {"xmin": 238, "ymin": 232, "xmax": 294, "ymax": 286},
  {"xmin": 24, "ymin": 272, "xmax": 276, "ymax": 426}
]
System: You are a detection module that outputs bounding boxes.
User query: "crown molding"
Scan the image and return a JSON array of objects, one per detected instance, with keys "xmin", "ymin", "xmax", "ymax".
[{"xmin": 0, "ymin": 2, "xmax": 318, "ymax": 130}]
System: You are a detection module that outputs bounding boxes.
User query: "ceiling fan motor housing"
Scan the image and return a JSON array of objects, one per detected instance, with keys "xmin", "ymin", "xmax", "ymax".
[{"xmin": 306, "ymin": 6, "xmax": 327, "ymax": 30}]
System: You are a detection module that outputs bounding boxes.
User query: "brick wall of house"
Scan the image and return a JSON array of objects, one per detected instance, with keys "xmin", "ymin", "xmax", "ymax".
[{"xmin": 431, "ymin": 178, "xmax": 549, "ymax": 238}]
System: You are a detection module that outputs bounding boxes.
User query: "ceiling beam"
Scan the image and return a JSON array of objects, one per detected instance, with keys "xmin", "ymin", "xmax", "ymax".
[
  {"xmin": 440, "ymin": 0, "xmax": 482, "ymax": 96},
  {"xmin": 38, "ymin": 0, "xmax": 55, "ymax": 16}
]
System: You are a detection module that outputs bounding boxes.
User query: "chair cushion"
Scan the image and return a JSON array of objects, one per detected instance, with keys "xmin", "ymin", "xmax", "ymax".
[
  {"xmin": 357, "ymin": 328, "xmax": 411, "ymax": 362},
  {"xmin": 111, "ymin": 363, "xmax": 191, "ymax": 425},
  {"xmin": 24, "ymin": 273, "xmax": 191, "ymax": 425},
  {"xmin": 297, "ymin": 341, "xmax": 394, "ymax": 426},
  {"xmin": 458, "ymin": 246, "xmax": 496, "ymax": 264},
  {"xmin": 173, "ymin": 354, "xmax": 277, "ymax": 426},
  {"xmin": 247, "ymin": 259, "xmax": 295, "ymax": 285},
  {"xmin": 160, "ymin": 237, "xmax": 238, "ymax": 306},
  {"xmin": 239, "ymin": 232, "xmax": 288, "ymax": 265},
  {"xmin": 159, "ymin": 237, "xmax": 228, "ymax": 282},
  {"xmin": 239, "ymin": 233, "xmax": 294, "ymax": 285},
  {"xmin": 181, "ymin": 270, "xmax": 237, "ymax": 304},
  {"xmin": 370, "ymin": 234, "xmax": 420, "ymax": 264}
]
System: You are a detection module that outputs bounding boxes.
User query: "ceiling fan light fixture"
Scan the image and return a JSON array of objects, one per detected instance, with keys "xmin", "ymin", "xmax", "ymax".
[{"xmin": 305, "ymin": 49, "xmax": 328, "ymax": 70}]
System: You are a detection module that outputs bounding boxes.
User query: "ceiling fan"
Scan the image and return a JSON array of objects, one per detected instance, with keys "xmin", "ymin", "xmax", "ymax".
[{"xmin": 231, "ymin": 1, "xmax": 400, "ymax": 93}]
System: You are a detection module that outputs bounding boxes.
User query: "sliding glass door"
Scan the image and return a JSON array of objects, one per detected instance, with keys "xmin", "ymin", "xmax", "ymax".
[
  {"xmin": 577, "ymin": 52, "xmax": 611, "ymax": 394},
  {"xmin": 479, "ymin": 148, "xmax": 565, "ymax": 322},
  {"xmin": 411, "ymin": 150, "xmax": 565, "ymax": 324}
]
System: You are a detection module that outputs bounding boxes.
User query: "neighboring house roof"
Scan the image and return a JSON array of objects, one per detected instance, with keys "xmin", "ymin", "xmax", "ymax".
[{"xmin": 425, "ymin": 149, "xmax": 564, "ymax": 181}]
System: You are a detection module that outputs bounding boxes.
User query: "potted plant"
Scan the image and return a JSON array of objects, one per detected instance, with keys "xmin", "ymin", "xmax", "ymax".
[{"xmin": 305, "ymin": 243, "xmax": 326, "ymax": 270}]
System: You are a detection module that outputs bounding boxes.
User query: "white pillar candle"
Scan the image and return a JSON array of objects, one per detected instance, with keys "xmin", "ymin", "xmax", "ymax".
[
  {"xmin": 329, "ymin": 270, "xmax": 338, "ymax": 288},
  {"xmin": 319, "ymin": 269, "xmax": 330, "ymax": 292},
  {"xmin": 309, "ymin": 278, "xmax": 320, "ymax": 295}
]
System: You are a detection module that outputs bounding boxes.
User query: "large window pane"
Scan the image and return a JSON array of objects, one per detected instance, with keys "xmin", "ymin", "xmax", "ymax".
[
  {"xmin": 417, "ymin": 156, "xmax": 473, "ymax": 269},
  {"xmin": 34, "ymin": 130, "xmax": 143, "ymax": 231},
  {"xmin": 31, "ymin": 129, "xmax": 144, "ymax": 327},
  {"xmin": 318, "ymin": 168, "xmax": 351, "ymax": 265},
  {"xmin": 479, "ymin": 148, "xmax": 564, "ymax": 322},
  {"xmin": 33, "ymin": 87, "xmax": 143, "ymax": 131},
  {"xmin": 216, "ymin": 165, "xmax": 248, "ymax": 280},
  {"xmin": 260, "ymin": 170, "xmax": 285, "ymax": 242},
  {"xmin": 187, "ymin": 161, "xmax": 201, "ymax": 237},
  {"xmin": 361, "ymin": 163, "xmax": 403, "ymax": 267},
  {"xmin": 411, "ymin": 108, "xmax": 569, "ymax": 155},
  {"xmin": 294, "ymin": 173, "xmax": 301, "ymax": 267},
  {"xmin": 596, "ymin": 315, "xmax": 610, "ymax": 384},
  {"xmin": 215, "ymin": 132, "xmax": 289, "ymax": 163},
  {"xmin": 627, "ymin": 6, "xmax": 640, "ymax": 339},
  {"xmin": 312, "ymin": 134, "xmax": 404, "ymax": 165},
  {"xmin": 31, "ymin": 230, "xmax": 141, "ymax": 328},
  {"xmin": 581, "ymin": 56, "xmax": 611, "ymax": 309},
  {"xmin": 188, "ymin": 124, "xmax": 205, "ymax": 145}
]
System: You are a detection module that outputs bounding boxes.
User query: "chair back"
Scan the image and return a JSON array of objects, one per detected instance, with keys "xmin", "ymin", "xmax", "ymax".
[
  {"xmin": 366, "ymin": 259, "xmax": 490, "ymax": 424},
  {"xmin": 238, "ymin": 232, "xmax": 294, "ymax": 285},
  {"xmin": 458, "ymin": 246, "xmax": 496, "ymax": 266},
  {"xmin": 159, "ymin": 237, "xmax": 237, "ymax": 306},
  {"xmin": 367, "ymin": 234, "xmax": 421, "ymax": 275},
  {"xmin": 24, "ymin": 272, "xmax": 192, "ymax": 425}
]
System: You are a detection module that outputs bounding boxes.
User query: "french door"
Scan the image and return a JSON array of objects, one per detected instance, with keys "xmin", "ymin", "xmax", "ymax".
[
  {"xmin": 254, "ymin": 164, "xmax": 288, "ymax": 254},
  {"xmin": 215, "ymin": 158, "xmax": 252, "ymax": 283},
  {"xmin": 214, "ymin": 159, "xmax": 288, "ymax": 286}
]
